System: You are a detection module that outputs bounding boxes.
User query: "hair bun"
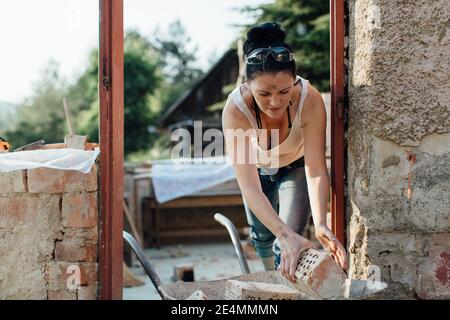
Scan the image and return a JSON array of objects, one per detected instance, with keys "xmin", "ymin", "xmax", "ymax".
[{"xmin": 247, "ymin": 22, "xmax": 286, "ymax": 45}]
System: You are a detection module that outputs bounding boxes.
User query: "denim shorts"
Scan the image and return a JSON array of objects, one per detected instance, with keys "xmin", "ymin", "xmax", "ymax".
[{"xmin": 243, "ymin": 157, "xmax": 311, "ymax": 269}]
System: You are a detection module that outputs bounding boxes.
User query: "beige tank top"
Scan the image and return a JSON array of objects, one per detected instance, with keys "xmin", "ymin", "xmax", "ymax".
[{"xmin": 228, "ymin": 75, "xmax": 309, "ymax": 169}]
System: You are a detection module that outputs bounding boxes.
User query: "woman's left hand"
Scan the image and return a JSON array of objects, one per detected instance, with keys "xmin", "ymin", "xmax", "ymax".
[{"xmin": 315, "ymin": 225, "xmax": 348, "ymax": 271}]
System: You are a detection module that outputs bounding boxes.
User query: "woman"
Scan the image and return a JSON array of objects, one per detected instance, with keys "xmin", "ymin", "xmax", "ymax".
[{"xmin": 222, "ymin": 22, "xmax": 347, "ymax": 282}]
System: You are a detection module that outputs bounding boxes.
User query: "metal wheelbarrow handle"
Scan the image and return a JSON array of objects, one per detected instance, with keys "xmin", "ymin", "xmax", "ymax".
[
  {"xmin": 214, "ymin": 213, "xmax": 250, "ymax": 274},
  {"xmin": 123, "ymin": 231, "xmax": 165, "ymax": 299}
]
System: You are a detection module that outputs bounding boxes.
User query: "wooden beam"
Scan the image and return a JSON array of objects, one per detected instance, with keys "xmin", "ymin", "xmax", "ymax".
[
  {"xmin": 330, "ymin": 0, "xmax": 346, "ymax": 244},
  {"xmin": 99, "ymin": 0, "xmax": 124, "ymax": 300},
  {"xmin": 155, "ymin": 229, "xmax": 247, "ymax": 238},
  {"xmin": 155, "ymin": 194, "xmax": 243, "ymax": 209}
]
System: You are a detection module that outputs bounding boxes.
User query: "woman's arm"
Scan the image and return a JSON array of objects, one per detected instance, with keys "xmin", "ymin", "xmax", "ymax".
[
  {"xmin": 303, "ymin": 88, "xmax": 348, "ymax": 270},
  {"xmin": 302, "ymin": 89, "xmax": 330, "ymax": 228}
]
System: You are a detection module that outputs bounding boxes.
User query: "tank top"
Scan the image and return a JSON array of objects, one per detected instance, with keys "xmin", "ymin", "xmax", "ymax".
[{"xmin": 228, "ymin": 75, "xmax": 309, "ymax": 168}]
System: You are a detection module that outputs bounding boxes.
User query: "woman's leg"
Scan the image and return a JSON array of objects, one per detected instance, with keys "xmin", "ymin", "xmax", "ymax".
[
  {"xmin": 273, "ymin": 165, "xmax": 312, "ymax": 269},
  {"xmin": 243, "ymin": 174, "xmax": 278, "ymax": 270}
]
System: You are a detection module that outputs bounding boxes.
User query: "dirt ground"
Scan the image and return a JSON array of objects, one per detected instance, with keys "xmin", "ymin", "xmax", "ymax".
[{"xmin": 123, "ymin": 241, "xmax": 265, "ymax": 300}]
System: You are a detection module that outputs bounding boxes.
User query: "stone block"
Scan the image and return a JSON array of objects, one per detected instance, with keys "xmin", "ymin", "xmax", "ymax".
[
  {"xmin": 224, "ymin": 280, "xmax": 300, "ymax": 300},
  {"xmin": 0, "ymin": 170, "xmax": 27, "ymax": 194}
]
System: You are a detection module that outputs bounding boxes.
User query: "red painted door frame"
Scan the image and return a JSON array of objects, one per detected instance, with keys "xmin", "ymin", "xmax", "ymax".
[
  {"xmin": 99, "ymin": 0, "xmax": 124, "ymax": 300},
  {"xmin": 330, "ymin": 0, "xmax": 346, "ymax": 244}
]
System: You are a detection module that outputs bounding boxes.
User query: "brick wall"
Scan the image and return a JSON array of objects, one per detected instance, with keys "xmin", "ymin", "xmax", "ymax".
[{"xmin": 0, "ymin": 166, "xmax": 99, "ymax": 300}]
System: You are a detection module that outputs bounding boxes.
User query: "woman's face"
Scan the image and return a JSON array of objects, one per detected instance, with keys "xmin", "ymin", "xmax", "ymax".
[{"xmin": 248, "ymin": 72, "xmax": 296, "ymax": 120}]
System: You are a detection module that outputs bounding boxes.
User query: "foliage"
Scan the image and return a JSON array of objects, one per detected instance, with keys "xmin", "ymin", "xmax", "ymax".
[
  {"xmin": 5, "ymin": 61, "xmax": 69, "ymax": 149},
  {"xmin": 240, "ymin": 0, "xmax": 330, "ymax": 91}
]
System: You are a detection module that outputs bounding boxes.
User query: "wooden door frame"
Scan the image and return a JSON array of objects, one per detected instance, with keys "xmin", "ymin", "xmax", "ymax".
[
  {"xmin": 96, "ymin": 0, "xmax": 346, "ymax": 299},
  {"xmin": 99, "ymin": 0, "xmax": 124, "ymax": 300},
  {"xmin": 330, "ymin": 0, "xmax": 346, "ymax": 244}
]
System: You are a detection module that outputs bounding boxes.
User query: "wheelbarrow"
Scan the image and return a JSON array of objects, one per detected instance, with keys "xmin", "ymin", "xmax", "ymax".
[{"xmin": 123, "ymin": 213, "xmax": 386, "ymax": 300}]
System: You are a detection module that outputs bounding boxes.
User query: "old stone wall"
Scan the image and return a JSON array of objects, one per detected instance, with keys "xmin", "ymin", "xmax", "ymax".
[{"xmin": 347, "ymin": 0, "xmax": 450, "ymax": 299}]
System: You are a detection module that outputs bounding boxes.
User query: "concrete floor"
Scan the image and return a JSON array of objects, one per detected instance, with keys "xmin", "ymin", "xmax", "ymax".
[{"xmin": 123, "ymin": 242, "xmax": 264, "ymax": 300}]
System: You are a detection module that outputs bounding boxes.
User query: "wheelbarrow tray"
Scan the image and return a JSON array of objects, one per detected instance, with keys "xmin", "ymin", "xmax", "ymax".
[
  {"xmin": 123, "ymin": 229, "xmax": 386, "ymax": 301},
  {"xmin": 157, "ymin": 270, "xmax": 385, "ymax": 300},
  {"xmin": 158, "ymin": 269, "xmax": 300, "ymax": 300}
]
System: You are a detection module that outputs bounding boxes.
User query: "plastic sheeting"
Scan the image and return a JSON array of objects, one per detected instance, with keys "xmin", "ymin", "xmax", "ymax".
[
  {"xmin": 0, "ymin": 148, "xmax": 100, "ymax": 174},
  {"xmin": 150, "ymin": 156, "xmax": 236, "ymax": 203}
]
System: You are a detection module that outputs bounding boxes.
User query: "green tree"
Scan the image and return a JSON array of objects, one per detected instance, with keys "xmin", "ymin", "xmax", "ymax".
[
  {"xmin": 154, "ymin": 20, "xmax": 203, "ymax": 85},
  {"xmin": 5, "ymin": 60, "xmax": 69, "ymax": 149},
  {"xmin": 6, "ymin": 26, "xmax": 202, "ymax": 158},
  {"xmin": 76, "ymin": 30, "xmax": 163, "ymax": 154},
  {"xmin": 0, "ymin": 101, "xmax": 17, "ymax": 134},
  {"xmin": 241, "ymin": 0, "xmax": 330, "ymax": 91},
  {"xmin": 67, "ymin": 50, "xmax": 99, "ymax": 116},
  {"xmin": 153, "ymin": 20, "xmax": 204, "ymax": 108}
]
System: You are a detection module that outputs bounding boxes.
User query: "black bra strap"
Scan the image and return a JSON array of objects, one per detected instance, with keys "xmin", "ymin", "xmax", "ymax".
[{"xmin": 287, "ymin": 102, "xmax": 292, "ymax": 128}]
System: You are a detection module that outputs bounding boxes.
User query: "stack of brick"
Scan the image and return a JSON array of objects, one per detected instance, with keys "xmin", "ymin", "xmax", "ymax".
[{"xmin": 0, "ymin": 166, "xmax": 99, "ymax": 300}]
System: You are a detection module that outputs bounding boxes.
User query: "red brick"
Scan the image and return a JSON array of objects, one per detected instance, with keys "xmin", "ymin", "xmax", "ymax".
[
  {"xmin": 62, "ymin": 193, "xmax": 98, "ymax": 228},
  {"xmin": 0, "ymin": 195, "xmax": 40, "ymax": 227},
  {"xmin": 28, "ymin": 165, "xmax": 98, "ymax": 194},
  {"xmin": 293, "ymin": 248, "xmax": 347, "ymax": 299},
  {"xmin": 48, "ymin": 289, "xmax": 77, "ymax": 300},
  {"xmin": 55, "ymin": 240, "xmax": 97, "ymax": 262},
  {"xmin": 173, "ymin": 263, "xmax": 194, "ymax": 281},
  {"xmin": 63, "ymin": 227, "xmax": 99, "ymax": 243},
  {"xmin": 77, "ymin": 282, "xmax": 98, "ymax": 300},
  {"xmin": 0, "ymin": 170, "xmax": 27, "ymax": 194}
]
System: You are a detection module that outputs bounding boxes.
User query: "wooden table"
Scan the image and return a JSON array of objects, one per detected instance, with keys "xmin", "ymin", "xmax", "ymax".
[{"xmin": 144, "ymin": 191, "xmax": 245, "ymax": 248}]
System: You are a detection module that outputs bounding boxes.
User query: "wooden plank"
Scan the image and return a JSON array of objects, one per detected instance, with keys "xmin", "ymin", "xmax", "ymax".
[
  {"xmin": 155, "ymin": 228, "xmax": 247, "ymax": 238},
  {"xmin": 132, "ymin": 178, "xmax": 144, "ymax": 247},
  {"xmin": 99, "ymin": 0, "xmax": 124, "ymax": 300},
  {"xmin": 330, "ymin": 0, "xmax": 346, "ymax": 244},
  {"xmin": 186, "ymin": 190, "xmax": 242, "ymax": 197},
  {"xmin": 157, "ymin": 195, "xmax": 244, "ymax": 209},
  {"xmin": 123, "ymin": 199, "xmax": 143, "ymax": 246}
]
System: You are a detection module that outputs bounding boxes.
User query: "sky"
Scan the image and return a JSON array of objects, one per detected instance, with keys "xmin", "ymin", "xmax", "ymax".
[{"xmin": 0, "ymin": 0, "xmax": 273, "ymax": 105}]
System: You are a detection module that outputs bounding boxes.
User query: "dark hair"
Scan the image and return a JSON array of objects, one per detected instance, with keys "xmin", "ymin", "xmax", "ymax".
[{"xmin": 243, "ymin": 22, "xmax": 296, "ymax": 81}]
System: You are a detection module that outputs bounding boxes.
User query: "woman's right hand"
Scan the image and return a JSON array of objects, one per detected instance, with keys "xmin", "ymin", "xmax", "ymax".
[{"xmin": 278, "ymin": 231, "xmax": 318, "ymax": 282}]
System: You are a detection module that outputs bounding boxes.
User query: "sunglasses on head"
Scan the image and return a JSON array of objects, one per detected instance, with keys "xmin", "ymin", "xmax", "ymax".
[{"xmin": 245, "ymin": 46, "xmax": 295, "ymax": 65}]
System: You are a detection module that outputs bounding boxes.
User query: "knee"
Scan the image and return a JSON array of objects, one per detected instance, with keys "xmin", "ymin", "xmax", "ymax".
[{"xmin": 249, "ymin": 227, "xmax": 275, "ymax": 258}]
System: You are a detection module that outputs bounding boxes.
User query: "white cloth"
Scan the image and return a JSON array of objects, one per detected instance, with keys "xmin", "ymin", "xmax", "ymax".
[
  {"xmin": 150, "ymin": 155, "xmax": 236, "ymax": 203},
  {"xmin": 0, "ymin": 148, "xmax": 100, "ymax": 173}
]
